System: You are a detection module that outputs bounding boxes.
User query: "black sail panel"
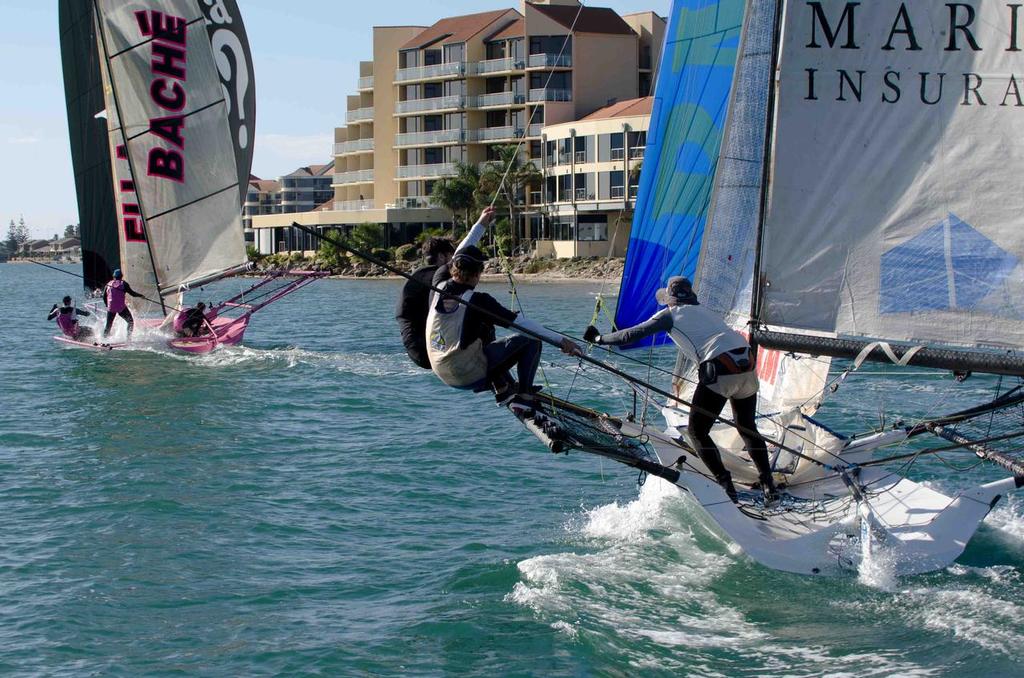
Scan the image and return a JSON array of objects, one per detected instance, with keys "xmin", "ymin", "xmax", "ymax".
[{"xmin": 59, "ymin": 0, "xmax": 119, "ymax": 290}]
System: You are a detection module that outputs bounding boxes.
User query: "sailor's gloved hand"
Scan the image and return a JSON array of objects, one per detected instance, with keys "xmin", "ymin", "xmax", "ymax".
[
  {"xmin": 583, "ymin": 325, "xmax": 600, "ymax": 344},
  {"xmin": 51, "ymin": 303, "xmax": 58, "ymax": 311},
  {"xmin": 560, "ymin": 337, "xmax": 583, "ymax": 357}
]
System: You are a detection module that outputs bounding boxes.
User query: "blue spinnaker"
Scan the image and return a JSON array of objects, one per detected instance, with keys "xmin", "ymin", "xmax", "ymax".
[{"xmin": 613, "ymin": 0, "xmax": 745, "ymax": 346}]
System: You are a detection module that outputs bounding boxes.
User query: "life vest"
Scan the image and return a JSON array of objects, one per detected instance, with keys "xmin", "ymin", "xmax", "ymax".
[
  {"xmin": 56, "ymin": 308, "xmax": 79, "ymax": 338},
  {"xmin": 106, "ymin": 279, "xmax": 127, "ymax": 312},
  {"xmin": 425, "ymin": 287, "xmax": 488, "ymax": 387}
]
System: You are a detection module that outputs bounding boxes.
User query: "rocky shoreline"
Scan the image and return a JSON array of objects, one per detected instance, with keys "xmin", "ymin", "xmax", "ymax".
[{"xmin": 253, "ymin": 254, "xmax": 624, "ymax": 282}]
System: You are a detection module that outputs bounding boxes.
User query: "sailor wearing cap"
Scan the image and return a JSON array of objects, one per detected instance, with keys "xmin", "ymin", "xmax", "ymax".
[
  {"xmin": 583, "ymin": 276, "xmax": 777, "ymax": 504},
  {"xmin": 426, "ymin": 208, "xmax": 580, "ymax": 407}
]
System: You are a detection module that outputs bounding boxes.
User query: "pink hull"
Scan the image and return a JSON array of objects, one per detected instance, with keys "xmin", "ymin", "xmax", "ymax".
[{"xmin": 167, "ymin": 316, "xmax": 251, "ymax": 354}]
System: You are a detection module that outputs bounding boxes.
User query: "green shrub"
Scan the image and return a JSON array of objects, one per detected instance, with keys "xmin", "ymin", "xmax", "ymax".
[
  {"xmin": 350, "ymin": 223, "xmax": 383, "ymax": 251},
  {"xmin": 371, "ymin": 247, "xmax": 392, "ymax": 262},
  {"xmin": 396, "ymin": 243, "xmax": 418, "ymax": 262},
  {"xmin": 496, "ymin": 235, "xmax": 513, "ymax": 257}
]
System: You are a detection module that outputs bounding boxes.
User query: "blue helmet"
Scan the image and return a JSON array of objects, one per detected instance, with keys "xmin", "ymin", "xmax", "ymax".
[{"xmin": 113, "ymin": 269, "xmax": 123, "ymax": 279}]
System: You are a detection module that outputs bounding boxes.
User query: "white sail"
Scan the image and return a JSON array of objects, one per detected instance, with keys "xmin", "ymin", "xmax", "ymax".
[
  {"xmin": 93, "ymin": 0, "xmax": 247, "ymax": 305},
  {"xmin": 759, "ymin": 0, "xmax": 1024, "ymax": 352}
]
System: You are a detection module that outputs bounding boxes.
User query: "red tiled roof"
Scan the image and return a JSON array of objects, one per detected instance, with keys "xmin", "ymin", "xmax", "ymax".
[
  {"xmin": 250, "ymin": 179, "xmax": 281, "ymax": 193},
  {"xmin": 486, "ymin": 17, "xmax": 524, "ymax": 41},
  {"xmin": 529, "ymin": 3, "xmax": 635, "ymax": 35},
  {"xmin": 309, "ymin": 162, "xmax": 334, "ymax": 176},
  {"xmin": 401, "ymin": 9, "xmax": 514, "ymax": 50},
  {"xmin": 579, "ymin": 96, "xmax": 653, "ymax": 121}
]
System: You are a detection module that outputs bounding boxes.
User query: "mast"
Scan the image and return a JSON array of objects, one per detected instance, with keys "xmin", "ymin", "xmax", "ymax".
[
  {"xmin": 748, "ymin": 0, "xmax": 785, "ymax": 326},
  {"xmin": 91, "ymin": 0, "xmax": 166, "ymax": 314}
]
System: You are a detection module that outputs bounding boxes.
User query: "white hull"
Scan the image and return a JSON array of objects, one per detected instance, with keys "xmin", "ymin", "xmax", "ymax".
[{"xmin": 615, "ymin": 416, "xmax": 1019, "ymax": 576}]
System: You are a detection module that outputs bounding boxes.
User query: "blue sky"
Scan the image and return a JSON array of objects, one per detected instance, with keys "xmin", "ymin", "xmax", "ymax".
[{"xmin": 0, "ymin": 0, "xmax": 667, "ymax": 238}]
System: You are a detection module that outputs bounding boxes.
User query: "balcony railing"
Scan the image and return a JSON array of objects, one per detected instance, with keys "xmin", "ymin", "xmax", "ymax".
[
  {"xmin": 358, "ymin": 75, "xmax": 374, "ymax": 90},
  {"xmin": 528, "ymin": 123, "xmax": 543, "ymax": 138},
  {"xmin": 472, "ymin": 57, "xmax": 524, "ymax": 74},
  {"xmin": 529, "ymin": 191, "xmax": 542, "ymax": 204},
  {"xmin": 574, "ymin": 150, "xmax": 586, "ymax": 163},
  {"xmin": 396, "ymin": 163, "xmax": 457, "ymax": 179},
  {"xmin": 395, "ymin": 61, "xmax": 465, "ymax": 82},
  {"xmin": 610, "ymin": 148, "xmax": 625, "ymax": 161},
  {"xmin": 394, "ymin": 196, "xmax": 438, "ymax": 209},
  {"xmin": 346, "ymin": 107, "xmax": 374, "ymax": 123},
  {"xmin": 528, "ymin": 88, "xmax": 572, "ymax": 103},
  {"xmin": 630, "ymin": 146, "xmax": 646, "ymax": 159},
  {"xmin": 528, "ymin": 53, "xmax": 572, "ymax": 68},
  {"xmin": 394, "ymin": 128, "xmax": 464, "ymax": 147},
  {"xmin": 575, "ymin": 187, "xmax": 590, "ymax": 200},
  {"xmin": 333, "ymin": 199, "xmax": 375, "ymax": 211},
  {"xmin": 474, "ymin": 126, "xmax": 525, "ymax": 142},
  {"xmin": 610, "ymin": 185, "xmax": 625, "ymax": 199},
  {"xmin": 474, "ymin": 91, "xmax": 525, "ymax": 108},
  {"xmin": 333, "ymin": 138, "xmax": 374, "ymax": 155},
  {"xmin": 333, "ymin": 169, "xmax": 374, "ymax": 185},
  {"xmin": 559, "ymin": 189, "xmax": 573, "ymax": 202},
  {"xmin": 396, "ymin": 95, "xmax": 464, "ymax": 115}
]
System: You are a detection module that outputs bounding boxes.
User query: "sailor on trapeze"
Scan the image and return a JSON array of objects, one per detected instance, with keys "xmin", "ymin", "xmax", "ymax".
[
  {"xmin": 174, "ymin": 301, "xmax": 213, "ymax": 338},
  {"xmin": 48, "ymin": 296, "xmax": 93, "ymax": 341},
  {"xmin": 102, "ymin": 269, "xmax": 144, "ymax": 339},
  {"xmin": 396, "ymin": 235, "xmax": 456, "ymax": 369},
  {"xmin": 584, "ymin": 276, "xmax": 778, "ymax": 504},
  {"xmin": 426, "ymin": 207, "xmax": 580, "ymax": 408}
]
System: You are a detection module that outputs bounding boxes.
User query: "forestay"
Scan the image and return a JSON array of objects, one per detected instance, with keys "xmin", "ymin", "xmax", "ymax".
[
  {"xmin": 759, "ymin": 0, "xmax": 1024, "ymax": 353},
  {"xmin": 91, "ymin": 0, "xmax": 255, "ymax": 310},
  {"xmin": 615, "ymin": 0, "xmax": 746, "ymax": 345}
]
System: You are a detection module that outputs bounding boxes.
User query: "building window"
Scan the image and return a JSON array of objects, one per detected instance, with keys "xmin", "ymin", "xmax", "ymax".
[
  {"xmin": 424, "ymin": 49, "xmax": 442, "ymax": 66},
  {"xmin": 610, "ymin": 170, "xmax": 625, "ymax": 199},
  {"xmin": 610, "ymin": 133, "xmax": 625, "ymax": 161}
]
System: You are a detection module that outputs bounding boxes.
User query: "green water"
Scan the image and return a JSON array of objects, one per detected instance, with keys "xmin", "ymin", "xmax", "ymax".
[{"xmin": 1, "ymin": 262, "xmax": 1022, "ymax": 677}]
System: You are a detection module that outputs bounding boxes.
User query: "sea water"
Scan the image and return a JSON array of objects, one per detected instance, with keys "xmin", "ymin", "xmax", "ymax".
[{"xmin": 1, "ymin": 262, "xmax": 1022, "ymax": 677}]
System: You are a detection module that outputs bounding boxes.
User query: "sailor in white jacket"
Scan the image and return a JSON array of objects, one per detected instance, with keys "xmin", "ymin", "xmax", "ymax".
[{"xmin": 584, "ymin": 276, "xmax": 777, "ymax": 503}]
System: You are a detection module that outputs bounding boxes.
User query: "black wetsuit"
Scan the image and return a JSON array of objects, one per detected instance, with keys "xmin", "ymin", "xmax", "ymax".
[
  {"xmin": 395, "ymin": 264, "xmax": 439, "ymax": 369},
  {"xmin": 180, "ymin": 307, "xmax": 208, "ymax": 337}
]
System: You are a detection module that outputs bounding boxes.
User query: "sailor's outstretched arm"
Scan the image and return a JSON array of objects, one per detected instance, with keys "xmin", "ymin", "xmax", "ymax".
[
  {"xmin": 76, "ymin": 308, "xmax": 91, "ymax": 317},
  {"xmin": 588, "ymin": 310, "xmax": 673, "ymax": 346},
  {"xmin": 123, "ymin": 282, "xmax": 144, "ymax": 298},
  {"xmin": 455, "ymin": 207, "xmax": 496, "ymax": 253}
]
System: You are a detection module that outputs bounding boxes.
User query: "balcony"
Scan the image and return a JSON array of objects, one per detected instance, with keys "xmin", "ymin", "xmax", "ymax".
[
  {"xmin": 394, "ymin": 128, "xmax": 464, "ymax": 147},
  {"xmin": 528, "ymin": 88, "xmax": 572, "ymax": 103},
  {"xmin": 559, "ymin": 189, "xmax": 573, "ymax": 202},
  {"xmin": 358, "ymin": 75, "xmax": 374, "ymax": 90},
  {"xmin": 610, "ymin": 185, "xmax": 625, "ymax": 199},
  {"xmin": 575, "ymin": 187, "xmax": 590, "ymax": 200},
  {"xmin": 574, "ymin": 150, "xmax": 586, "ymax": 163},
  {"xmin": 394, "ymin": 196, "xmax": 438, "ymax": 209},
  {"xmin": 395, "ymin": 61, "xmax": 465, "ymax": 83},
  {"xmin": 630, "ymin": 146, "xmax": 646, "ymax": 160},
  {"xmin": 396, "ymin": 95, "xmax": 464, "ymax": 115},
  {"xmin": 346, "ymin": 107, "xmax": 374, "ymax": 123},
  {"xmin": 334, "ymin": 138, "xmax": 374, "ymax": 155},
  {"xmin": 474, "ymin": 91, "xmax": 525, "ymax": 108},
  {"xmin": 333, "ymin": 169, "xmax": 374, "ymax": 185},
  {"xmin": 528, "ymin": 53, "xmax": 572, "ymax": 69},
  {"xmin": 528, "ymin": 123, "xmax": 543, "ymax": 138},
  {"xmin": 472, "ymin": 57, "xmax": 524, "ymax": 74},
  {"xmin": 396, "ymin": 163, "xmax": 457, "ymax": 179},
  {"xmin": 529, "ymin": 191, "xmax": 542, "ymax": 204},
  {"xmin": 474, "ymin": 126, "xmax": 525, "ymax": 142},
  {"xmin": 334, "ymin": 199, "xmax": 374, "ymax": 211},
  {"xmin": 610, "ymin": 148, "xmax": 625, "ymax": 161}
]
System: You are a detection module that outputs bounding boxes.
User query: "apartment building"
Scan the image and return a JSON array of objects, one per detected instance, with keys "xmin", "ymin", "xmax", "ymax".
[
  {"xmin": 252, "ymin": 0, "xmax": 664, "ymax": 256},
  {"xmin": 246, "ymin": 163, "xmax": 333, "ymax": 249},
  {"xmin": 535, "ymin": 96, "xmax": 650, "ymax": 258}
]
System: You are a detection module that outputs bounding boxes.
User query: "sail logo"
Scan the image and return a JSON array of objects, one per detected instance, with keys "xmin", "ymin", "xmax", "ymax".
[
  {"xmin": 800, "ymin": 2, "xmax": 1024, "ymax": 107},
  {"xmin": 135, "ymin": 10, "xmax": 188, "ymax": 183},
  {"xmin": 880, "ymin": 214, "xmax": 1021, "ymax": 315}
]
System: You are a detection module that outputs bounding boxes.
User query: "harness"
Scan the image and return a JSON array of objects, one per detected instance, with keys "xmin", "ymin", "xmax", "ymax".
[{"xmin": 699, "ymin": 347, "xmax": 755, "ymax": 385}]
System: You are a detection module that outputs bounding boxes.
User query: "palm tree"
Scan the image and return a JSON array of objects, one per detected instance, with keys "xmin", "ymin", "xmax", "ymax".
[
  {"xmin": 478, "ymin": 144, "xmax": 542, "ymax": 251},
  {"xmin": 431, "ymin": 162, "xmax": 480, "ymax": 234}
]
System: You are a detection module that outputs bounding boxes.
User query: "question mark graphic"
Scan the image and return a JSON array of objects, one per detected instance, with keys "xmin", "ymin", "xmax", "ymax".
[{"xmin": 212, "ymin": 29, "xmax": 250, "ymax": 149}]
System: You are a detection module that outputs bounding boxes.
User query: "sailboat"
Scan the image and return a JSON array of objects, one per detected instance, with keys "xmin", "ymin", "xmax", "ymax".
[
  {"xmin": 518, "ymin": 0, "xmax": 1024, "ymax": 575},
  {"xmin": 58, "ymin": 0, "xmax": 324, "ymax": 353}
]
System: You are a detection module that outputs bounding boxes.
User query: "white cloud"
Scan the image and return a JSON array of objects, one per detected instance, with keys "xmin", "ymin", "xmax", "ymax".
[{"xmin": 251, "ymin": 132, "xmax": 334, "ymax": 178}]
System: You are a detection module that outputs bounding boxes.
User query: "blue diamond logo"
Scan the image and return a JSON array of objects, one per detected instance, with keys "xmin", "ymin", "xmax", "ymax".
[{"xmin": 880, "ymin": 214, "xmax": 1020, "ymax": 314}]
